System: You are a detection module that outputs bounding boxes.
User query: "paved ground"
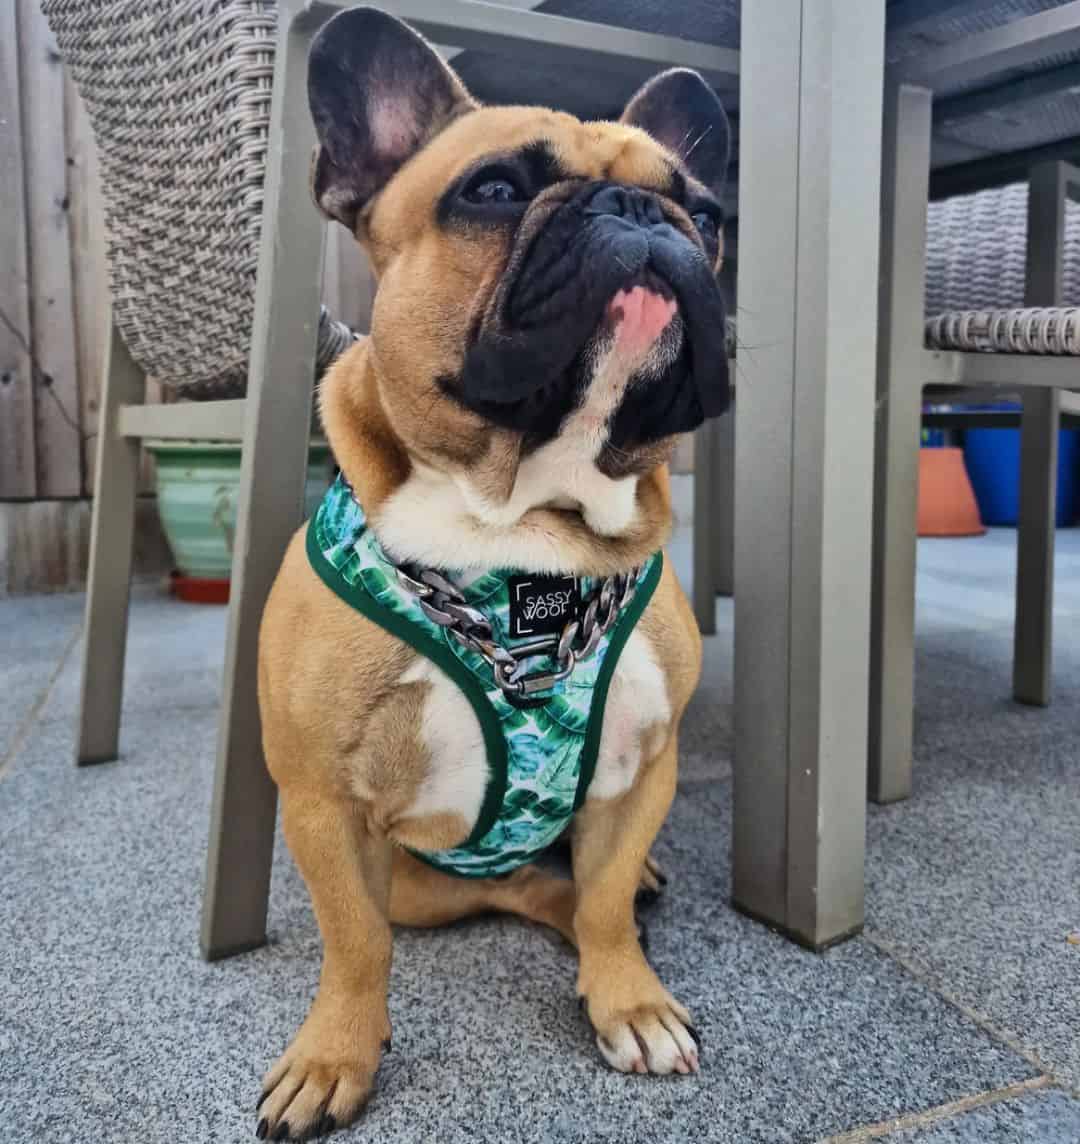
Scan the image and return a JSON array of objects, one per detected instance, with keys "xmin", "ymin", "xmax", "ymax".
[{"xmin": 2, "ymin": 480, "xmax": 1078, "ymax": 1142}]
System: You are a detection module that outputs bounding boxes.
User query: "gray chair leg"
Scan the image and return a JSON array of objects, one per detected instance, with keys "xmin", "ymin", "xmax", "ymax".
[
  {"xmin": 200, "ymin": 3, "xmax": 327, "ymax": 961},
  {"xmin": 692, "ymin": 408, "xmax": 734, "ymax": 634},
  {"xmin": 1013, "ymin": 162, "xmax": 1066, "ymax": 707},
  {"xmin": 1013, "ymin": 391, "xmax": 1059, "ymax": 706},
  {"xmin": 693, "ymin": 421, "xmax": 718, "ymax": 634},
  {"xmin": 691, "ymin": 417, "xmax": 726, "ymax": 632},
  {"xmin": 868, "ymin": 83, "xmax": 932, "ymax": 806},
  {"xmin": 77, "ymin": 321, "xmax": 145, "ymax": 765},
  {"xmin": 712, "ymin": 409, "xmax": 735, "ymax": 598},
  {"xmin": 732, "ymin": 0, "xmax": 884, "ymax": 949}
]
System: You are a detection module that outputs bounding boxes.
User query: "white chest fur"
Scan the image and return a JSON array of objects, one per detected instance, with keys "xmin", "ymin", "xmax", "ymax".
[
  {"xmin": 395, "ymin": 625, "xmax": 671, "ymax": 833},
  {"xmin": 372, "ymin": 339, "xmax": 648, "ymax": 573},
  {"xmin": 397, "ymin": 658, "xmax": 488, "ymax": 829},
  {"xmin": 588, "ymin": 627, "xmax": 671, "ymax": 800}
]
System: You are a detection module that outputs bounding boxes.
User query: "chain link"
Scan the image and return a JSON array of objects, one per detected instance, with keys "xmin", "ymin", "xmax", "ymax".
[{"xmin": 394, "ymin": 563, "xmax": 641, "ymax": 699}]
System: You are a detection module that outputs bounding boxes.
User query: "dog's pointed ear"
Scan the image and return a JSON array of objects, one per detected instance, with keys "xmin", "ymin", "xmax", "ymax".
[
  {"xmin": 620, "ymin": 69, "xmax": 731, "ymax": 196},
  {"xmin": 308, "ymin": 7, "xmax": 477, "ymax": 229}
]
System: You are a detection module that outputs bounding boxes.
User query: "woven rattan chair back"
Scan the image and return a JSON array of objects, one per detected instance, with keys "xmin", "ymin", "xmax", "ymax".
[
  {"xmin": 43, "ymin": 0, "xmax": 282, "ymax": 398},
  {"xmin": 925, "ymin": 182, "xmax": 1080, "ymax": 355}
]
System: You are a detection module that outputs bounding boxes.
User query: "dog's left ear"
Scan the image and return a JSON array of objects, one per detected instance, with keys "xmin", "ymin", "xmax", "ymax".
[
  {"xmin": 308, "ymin": 6, "xmax": 477, "ymax": 229},
  {"xmin": 620, "ymin": 69, "xmax": 731, "ymax": 196}
]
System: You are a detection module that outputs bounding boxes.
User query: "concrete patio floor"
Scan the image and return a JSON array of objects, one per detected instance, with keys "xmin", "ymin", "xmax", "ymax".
[{"xmin": 2, "ymin": 479, "xmax": 1078, "ymax": 1143}]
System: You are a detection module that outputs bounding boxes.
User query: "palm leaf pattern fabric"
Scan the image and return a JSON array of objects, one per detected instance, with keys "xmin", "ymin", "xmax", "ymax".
[{"xmin": 308, "ymin": 475, "xmax": 661, "ymax": 879}]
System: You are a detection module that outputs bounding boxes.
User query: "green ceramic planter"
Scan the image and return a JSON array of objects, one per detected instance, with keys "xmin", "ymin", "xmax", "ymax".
[{"xmin": 145, "ymin": 440, "xmax": 333, "ymax": 581}]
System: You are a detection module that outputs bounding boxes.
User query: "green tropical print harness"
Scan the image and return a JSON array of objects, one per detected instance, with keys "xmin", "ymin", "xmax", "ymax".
[{"xmin": 306, "ymin": 475, "xmax": 662, "ymax": 879}]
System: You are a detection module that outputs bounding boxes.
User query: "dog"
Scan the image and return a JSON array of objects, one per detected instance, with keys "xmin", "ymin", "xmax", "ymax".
[{"xmin": 255, "ymin": 7, "xmax": 731, "ymax": 1138}]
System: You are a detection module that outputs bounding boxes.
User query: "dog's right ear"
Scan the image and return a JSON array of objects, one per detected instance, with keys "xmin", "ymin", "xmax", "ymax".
[{"xmin": 308, "ymin": 7, "xmax": 476, "ymax": 229}]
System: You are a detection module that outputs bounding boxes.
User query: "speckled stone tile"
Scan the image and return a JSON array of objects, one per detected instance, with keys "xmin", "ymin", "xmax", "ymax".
[
  {"xmin": 0, "ymin": 709, "xmax": 1037, "ymax": 1144},
  {"xmin": 864, "ymin": 533, "xmax": 1080, "ymax": 1092},
  {"xmin": 2, "ymin": 501, "xmax": 1075, "ymax": 1143},
  {"xmin": 865, "ymin": 721, "xmax": 1080, "ymax": 1092},
  {"xmin": 34, "ymin": 588, "xmax": 227, "ymax": 727},
  {"xmin": 0, "ymin": 591, "xmax": 83, "ymax": 759},
  {"xmin": 888, "ymin": 1089, "xmax": 1080, "ymax": 1142}
]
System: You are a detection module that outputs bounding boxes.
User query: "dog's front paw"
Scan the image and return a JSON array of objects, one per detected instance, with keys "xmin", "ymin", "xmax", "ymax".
[
  {"xmin": 579, "ymin": 957, "xmax": 699, "ymax": 1077},
  {"xmin": 257, "ymin": 999, "xmax": 390, "ymax": 1140}
]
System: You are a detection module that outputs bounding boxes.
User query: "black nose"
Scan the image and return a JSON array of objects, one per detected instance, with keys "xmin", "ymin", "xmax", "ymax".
[{"xmin": 586, "ymin": 184, "xmax": 666, "ymax": 229}]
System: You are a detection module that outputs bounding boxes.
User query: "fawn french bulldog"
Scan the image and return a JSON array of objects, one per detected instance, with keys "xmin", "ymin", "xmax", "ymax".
[{"xmin": 255, "ymin": 7, "xmax": 731, "ymax": 1137}]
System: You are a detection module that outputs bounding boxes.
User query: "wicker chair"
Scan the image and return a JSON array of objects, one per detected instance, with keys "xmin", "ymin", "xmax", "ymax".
[
  {"xmin": 44, "ymin": 0, "xmax": 355, "ymax": 399},
  {"xmin": 43, "ymin": 0, "xmax": 356, "ymax": 961},
  {"xmin": 870, "ymin": 159, "xmax": 1080, "ymax": 802},
  {"xmin": 862, "ymin": 162, "xmax": 1078, "ymax": 801},
  {"xmin": 694, "ymin": 161, "xmax": 1080, "ymax": 803}
]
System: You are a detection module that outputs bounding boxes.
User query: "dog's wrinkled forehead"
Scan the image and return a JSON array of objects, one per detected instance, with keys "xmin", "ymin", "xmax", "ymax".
[
  {"xmin": 308, "ymin": 8, "xmax": 730, "ymax": 237},
  {"xmin": 308, "ymin": 6, "xmax": 732, "ymax": 467}
]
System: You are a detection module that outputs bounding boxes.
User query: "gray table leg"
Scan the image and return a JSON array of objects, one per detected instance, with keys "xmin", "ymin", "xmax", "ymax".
[
  {"xmin": 1013, "ymin": 162, "xmax": 1066, "ymax": 707},
  {"xmin": 200, "ymin": 3, "xmax": 327, "ymax": 960},
  {"xmin": 732, "ymin": 0, "xmax": 884, "ymax": 948},
  {"xmin": 77, "ymin": 321, "xmax": 145, "ymax": 765},
  {"xmin": 868, "ymin": 84, "xmax": 932, "ymax": 804}
]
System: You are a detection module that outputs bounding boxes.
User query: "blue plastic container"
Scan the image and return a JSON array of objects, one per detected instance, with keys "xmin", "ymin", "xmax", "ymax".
[{"xmin": 964, "ymin": 404, "xmax": 1080, "ymax": 527}]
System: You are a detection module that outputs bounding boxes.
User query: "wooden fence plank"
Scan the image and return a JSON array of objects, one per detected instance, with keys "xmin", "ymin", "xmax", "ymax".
[
  {"xmin": 63, "ymin": 72, "xmax": 107, "ymax": 495},
  {"xmin": 0, "ymin": 0, "xmax": 37, "ymax": 498},
  {"xmin": 19, "ymin": 0, "xmax": 83, "ymax": 497}
]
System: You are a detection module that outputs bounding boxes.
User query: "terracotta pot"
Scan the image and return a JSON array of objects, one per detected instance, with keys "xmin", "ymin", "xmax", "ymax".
[{"xmin": 917, "ymin": 447, "xmax": 985, "ymax": 537}]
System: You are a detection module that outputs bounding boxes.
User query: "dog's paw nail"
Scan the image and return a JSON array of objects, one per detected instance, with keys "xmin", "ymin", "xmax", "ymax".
[
  {"xmin": 632, "ymin": 1057, "xmax": 647, "ymax": 1075},
  {"xmin": 273, "ymin": 1121, "xmax": 290, "ymax": 1141},
  {"xmin": 382, "ymin": 1037, "xmax": 392, "ymax": 1054},
  {"xmin": 256, "ymin": 1118, "xmax": 269, "ymax": 1140},
  {"xmin": 635, "ymin": 888, "xmax": 660, "ymax": 908},
  {"xmin": 686, "ymin": 1024, "xmax": 702, "ymax": 1049},
  {"xmin": 319, "ymin": 1114, "xmax": 336, "ymax": 1137},
  {"xmin": 656, "ymin": 870, "xmax": 669, "ymax": 886}
]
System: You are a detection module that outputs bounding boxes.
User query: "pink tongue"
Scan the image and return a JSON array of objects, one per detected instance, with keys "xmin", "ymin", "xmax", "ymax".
[{"xmin": 607, "ymin": 285, "xmax": 677, "ymax": 353}]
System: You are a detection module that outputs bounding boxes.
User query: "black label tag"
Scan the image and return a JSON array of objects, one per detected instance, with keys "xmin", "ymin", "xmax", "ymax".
[{"xmin": 508, "ymin": 574, "xmax": 581, "ymax": 639}]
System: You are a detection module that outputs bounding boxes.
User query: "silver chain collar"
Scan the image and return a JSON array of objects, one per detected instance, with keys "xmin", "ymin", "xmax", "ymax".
[{"xmin": 393, "ymin": 563, "xmax": 642, "ymax": 700}]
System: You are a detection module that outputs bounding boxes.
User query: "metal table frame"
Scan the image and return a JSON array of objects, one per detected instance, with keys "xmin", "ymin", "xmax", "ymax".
[{"xmin": 870, "ymin": 3, "xmax": 1080, "ymax": 806}]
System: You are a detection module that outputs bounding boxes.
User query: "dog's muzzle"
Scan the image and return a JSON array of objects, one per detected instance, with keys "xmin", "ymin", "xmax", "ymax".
[{"xmin": 452, "ymin": 180, "xmax": 730, "ymax": 440}]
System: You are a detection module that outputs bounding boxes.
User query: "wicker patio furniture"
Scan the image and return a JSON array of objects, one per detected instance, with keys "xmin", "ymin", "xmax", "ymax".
[
  {"xmin": 697, "ymin": 157, "xmax": 1080, "ymax": 801},
  {"xmin": 44, "ymin": 0, "xmax": 354, "ymax": 397}
]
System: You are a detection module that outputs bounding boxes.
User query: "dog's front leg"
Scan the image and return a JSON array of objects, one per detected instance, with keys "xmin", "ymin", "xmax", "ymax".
[
  {"xmin": 572, "ymin": 739, "xmax": 700, "ymax": 1076},
  {"xmin": 258, "ymin": 790, "xmax": 393, "ymax": 1140}
]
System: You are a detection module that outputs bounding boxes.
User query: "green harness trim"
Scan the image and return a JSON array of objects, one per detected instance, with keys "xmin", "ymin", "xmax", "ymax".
[{"xmin": 306, "ymin": 475, "xmax": 661, "ymax": 878}]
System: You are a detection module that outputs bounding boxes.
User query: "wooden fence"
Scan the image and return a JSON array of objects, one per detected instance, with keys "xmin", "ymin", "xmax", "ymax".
[{"xmin": 0, "ymin": 0, "xmax": 373, "ymax": 506}]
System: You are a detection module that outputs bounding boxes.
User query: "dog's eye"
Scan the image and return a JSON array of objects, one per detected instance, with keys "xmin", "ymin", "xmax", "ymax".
[
  {"xmin": 463, "ymin": 174, "xmax": 525, "ymax": 205},
  {"xmin": 691, "ymin": 211, "xmax": 719, "ymax": 245}
]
